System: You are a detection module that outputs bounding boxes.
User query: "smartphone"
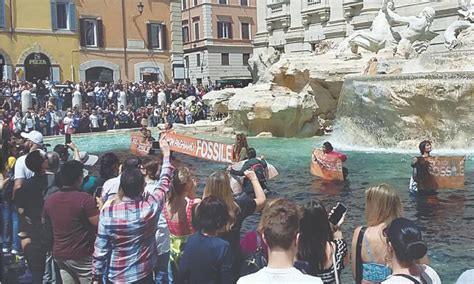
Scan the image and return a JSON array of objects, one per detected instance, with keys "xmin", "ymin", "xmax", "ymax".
[
  {"xmin": 93, "ymin": 186, "xmax": 103, "ymax": 199},
  {"xmin": 329, "ymin": 202, "xmax": 347, "ymax": 226},
  {"xmin": 65, "ymin": 133, "xmax": 72, "ymax": 144}
]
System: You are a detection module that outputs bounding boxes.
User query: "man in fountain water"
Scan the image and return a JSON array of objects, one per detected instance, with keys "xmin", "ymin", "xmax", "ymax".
[
  {"xmin": 321, "ymin": 142, "xmax": 349, "ymax": 180},
  {"xmin": 409, "ymin": 140, "xmax": 432, "ymax": 194}
]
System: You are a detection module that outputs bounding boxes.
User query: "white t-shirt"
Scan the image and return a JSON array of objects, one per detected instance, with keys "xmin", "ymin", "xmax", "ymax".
[
  {"xmin": 144, "ymin": 180, "xmax": 170, "ymax": 255},
  {"xmin": 101, "ymin": 175, "xmax": 121, "ymax": 202},
  {"xmin": 382, "ymin": 265, "xmax": 441, "ymax": 284},
  {"xmin": 14, "ymin": 155, "xmax": 34, "ymax": 180},
  {"xmin": 237, "ymin": 267, "xmax": 323, "ymax": 284},
  {"xmin": 90, "ymin": 114, "xmax": 99, "ymax": 128},
  {"xmin": 63, "ymin": 116, "xmax": 73, "ymax": 132},
  {"xmin": 157, "ymin": 91, "xmax": 166, "ymax": 106}
]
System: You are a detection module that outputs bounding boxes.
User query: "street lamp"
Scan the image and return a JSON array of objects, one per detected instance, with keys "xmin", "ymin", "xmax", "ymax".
[{"xmin": 137, "ymin": 2, "xmax": 144, "ymax": 15}]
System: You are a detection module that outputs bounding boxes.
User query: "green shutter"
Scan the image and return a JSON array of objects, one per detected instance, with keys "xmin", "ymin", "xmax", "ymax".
[
  {"xmin": 0, "ymin": 0, "xmax": 5, "ymax": 28},
  {"xmin": 51, "ymin": 1, "xmax": 58, "ymax": 30},
  {"xmin": 68, "ymin": 2, "xmax": 76, "ymax": 30}
]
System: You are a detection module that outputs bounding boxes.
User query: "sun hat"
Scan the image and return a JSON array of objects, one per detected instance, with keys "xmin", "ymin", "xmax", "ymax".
[
  {"xmin": 79, "ymin": 151, "xmax": 99, "ymax": 166},
  {"xmin": 20, "ymin": 131, "xmax": 43, "ymax": 146}
]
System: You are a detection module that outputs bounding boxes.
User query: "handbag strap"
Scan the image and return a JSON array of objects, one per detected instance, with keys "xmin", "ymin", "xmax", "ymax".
[
  {"xmin": 355, "ymin": 226, "xmax": 367, "ymax": 284},
  {"xmin": 256, "ymin": 232, "xmax": 262, "ymax": 249},
  {"xmin": 393, "ymin": 274, "xmax": 421, "ymax": 284},
  {"xmin": 331, "ymin": 242, "xmax": 340, "ymax": 284}
]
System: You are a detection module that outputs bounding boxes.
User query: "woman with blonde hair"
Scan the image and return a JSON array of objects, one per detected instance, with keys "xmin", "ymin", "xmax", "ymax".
[
  {"xmin": 351, "ymin": 184, "xmax": 403, "ymax": 284},
  {"xmin": 202, "ymin": 170, "xmax": 266, "ymax": 278},
  {"xmin": 163, "ymin": 166, "xmax": 201, "ymax": 281}
]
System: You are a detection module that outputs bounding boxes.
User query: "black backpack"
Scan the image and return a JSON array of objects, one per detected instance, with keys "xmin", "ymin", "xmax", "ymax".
[{"xmin": 239, "ymin": 233, "xmax": 268, "ymax": 277}]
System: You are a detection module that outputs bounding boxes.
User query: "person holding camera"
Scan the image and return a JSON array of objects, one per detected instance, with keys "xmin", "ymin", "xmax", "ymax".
[{"xmin": 295, "ymin": 200, "xmax": 348, "ymax": 284}]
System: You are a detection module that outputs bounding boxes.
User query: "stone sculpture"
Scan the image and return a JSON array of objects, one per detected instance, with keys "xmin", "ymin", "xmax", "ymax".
[
  {"xmin": 444, "ymin": 0, "xmax": 474, "ymax": 49},
  {"xmin": 247, "ymin": 47, "xmax": 281, "ymax": 83},
  {"xmin": 383, "ymin": 1, "xmax": 437, "ymax": 58},
  {"xmin": 336, "ymin": 0, "xmax": 397, "ymax": 59}
]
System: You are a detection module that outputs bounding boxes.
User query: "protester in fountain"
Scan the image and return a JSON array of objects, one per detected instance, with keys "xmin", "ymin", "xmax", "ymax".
[
  {"xmin": 321, "ymin": 142, "xmax": 349, "ymax": 180},
  {"xmin": 179, "ymin": 196, "xmax": 233, "ymax": 284},
  {"xmin": 203, "ymin": 170, "xmax": 266, "ymax": 280},
  {"xmin": 92, "ymin": 137, "xmax": 172, "ymax": 283},
  {"xmin": 42, "ymin": 160, "xmax": 99, "ymax": 283},
  {"xmin": 101, "ymin": 156, "xmax": 141, "ymax": 202},
  {"xmin": 232, "ymin": 133, "xmax": 249, "ymax": 162},
  {"xmin": 382, "ymin": 218, "xmax": 441, "ymax": 284},
  {"xmin": 229, "ymin": 148, "xmax": 268, "ymax": 195},
  {"xmin": 351, "ymin": 184, "xmax": 403, "ymax": 284},
  {"xmin": 163, "ymin": 166, "xmax": 201, "ymax": 280},
  {"xmin": 237, "ymin": 198, "xmax": 323, "ymax": 284},
  {"xmin": 294, "ymin": 199, "xmax": 348, "ymax": 283},
  {"xmin": 141, "ymin": 157, "xmax": 172, "ymax": 284},
  {"xmin": 14, "ymin": 150, "xmax": 49, "ymax": 283},
  {"xmin": 409, "ymin": 140, "xmax": 432, "ymax": 194}
]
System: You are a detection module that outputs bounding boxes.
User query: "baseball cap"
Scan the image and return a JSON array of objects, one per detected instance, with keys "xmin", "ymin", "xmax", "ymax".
[
  {"xmin": 79, "ymin": 151, "xmax": 99, "ymax": 166},
  {"xmin": 21, "ymin": 131, "xmax": 44, "ymax": 146}
]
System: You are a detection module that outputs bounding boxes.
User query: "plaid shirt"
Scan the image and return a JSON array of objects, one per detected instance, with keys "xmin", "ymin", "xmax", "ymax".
[{"xmin": 92, "ymin": 156, "xmax": 173, "ymax": 283}]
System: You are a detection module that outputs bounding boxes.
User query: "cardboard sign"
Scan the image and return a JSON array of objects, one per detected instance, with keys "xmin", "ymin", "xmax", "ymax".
[
  {"xmin": 164, "ymin": 132, "xmax": 233, "ymax": 163},
  {"xmin": 130, "ymin": 133, "xmax": 152, "ymax": 156},
  {"xmin": 416, "ymin": 156, "xmax": 465, "ymax": 190},
  {"xmin": 310, "ymin": 149, "xmax": 344, "ymax": 181}
]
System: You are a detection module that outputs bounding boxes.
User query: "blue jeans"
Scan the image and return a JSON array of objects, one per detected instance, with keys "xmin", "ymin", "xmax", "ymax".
[
  {"xmin": 154, "ymin": 252, "xmax": 172, "ymax": 284},
  {"xmin": 56, "ymin": 97, "xmax": 64, "ymax": 111},
  {"xmin": 2, "ymin": 199, "xmax": 21, "ymax": 252}
]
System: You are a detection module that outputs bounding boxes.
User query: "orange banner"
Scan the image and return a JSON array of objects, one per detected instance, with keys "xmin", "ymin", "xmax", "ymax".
[
  {"xmin": 164, "ymin": 132, "xmax": 233, "ymax": 163},
  {"xmin": 418, "ymin": 156, "xmax": 465, "ymax": 190},
  {"xmin": 310, "ymin": 149, "xmax": 344, "ymax": 181},
  {"xmin": 130, "ymin": 133, "xmax": 152, "ymax": 156}
]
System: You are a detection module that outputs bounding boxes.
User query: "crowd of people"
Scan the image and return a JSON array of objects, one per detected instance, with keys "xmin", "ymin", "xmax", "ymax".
[
  {"xmin": 0, "ymin": 128, "xmax": 471, "ymax": 284},
  {"xmin": 0, "ymin": 79, "xmax": 223, "ymax": 137}
]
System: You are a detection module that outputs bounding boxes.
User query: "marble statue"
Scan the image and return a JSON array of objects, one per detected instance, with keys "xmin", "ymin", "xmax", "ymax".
[
  {"xmin": 444, "ymin": 0, "xmax": 474, "ymax": 49},
  {"xmin": 248, "ymin": 47, "xmax": 281, "ymax": 83},
  {"xmin": 336, "ymin": 0, "xmax": 397, "ymax": 59},
  {"xmin": 383, "ymin": 1, "xmax": 438, "ymax": 58}
]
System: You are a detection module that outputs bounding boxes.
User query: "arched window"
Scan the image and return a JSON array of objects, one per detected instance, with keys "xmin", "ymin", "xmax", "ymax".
[{"xmin": 85, "ymin": 67, "xmax": 113, "ymax": 82}]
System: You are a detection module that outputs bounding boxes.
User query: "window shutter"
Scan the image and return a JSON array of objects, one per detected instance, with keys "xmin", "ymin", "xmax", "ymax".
[
  {"xmin": 161, "ymin": 24, "xmax": 167, "ymax": 50},
  {"xmin": 147, "ymin": 23, "xmax": 152, "ymax": 49},
  {"xmin": 217, "ymin": 22, "xmax": 222, "ymax": 38},
  {"xmin": 228, "ymin": 23, "xmax": 232, "ymax": 39},
  {"xmin": 0, "ymin": 0, "xmax": 5, "ymax": 28},
  {"xmin": 68, "ymin": 3, "xmax": 76, "ymax": 31},
  {"xmin": 51, "ymin": 1, "xmax": 58, "ymax": 30},
  {"xmin": 97, "ymin": 19, "xmax": 104, "ymax": 47},
  {"xmin": 79, "ymin": 19, "xmax": 85, "ymax": 46}
]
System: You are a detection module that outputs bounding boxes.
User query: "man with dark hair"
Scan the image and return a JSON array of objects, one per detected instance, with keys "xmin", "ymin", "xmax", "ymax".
[
  {"xmin": 92, "ymin": 137, "xmax": 172, "ymax": 283},
  {"xmin": 14, "ymin": 150, "xmax": 49, "ymax": 283},
  {"xmin": 43, "ymin": 160, "xmax": 99, "ymax": 283},
  {"xmin": 101, "ymin": 156, "xmax": 142, "ymax": 202},
  {"xmin": 229, "ymin": 147, "xmax": 268, "ymax": 194},
  {"xmin": 237, "ymin": 199, "xmax": 322, "ymax": 284}
]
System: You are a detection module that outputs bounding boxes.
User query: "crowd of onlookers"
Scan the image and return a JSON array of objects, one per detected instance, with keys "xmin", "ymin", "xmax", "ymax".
[
  {"xmin": 0, "ymin": 79, "xmax": 226, "ymax": 136},
  {"xmin": 1, "ymin": 130, "xmax": 472, "ymax": 283}
]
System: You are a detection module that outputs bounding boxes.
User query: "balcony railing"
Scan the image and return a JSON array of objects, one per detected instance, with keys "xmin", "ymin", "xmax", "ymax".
[
  {"xmin": 267, "ymin": 0, "xmax": 290, "ymax": 19},
  {"xmin": 307, "ymin": 0, "xmax": 321, "ymax": 6}
]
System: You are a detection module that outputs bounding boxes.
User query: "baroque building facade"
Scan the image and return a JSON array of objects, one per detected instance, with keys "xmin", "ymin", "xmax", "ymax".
[{"xmin": 253, "ymin": 0, "xmax": 464, "ymax": 55}]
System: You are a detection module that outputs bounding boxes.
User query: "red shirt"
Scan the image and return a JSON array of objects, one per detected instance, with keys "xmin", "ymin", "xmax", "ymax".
[
  {"xmin": 326, "ymin": 150, "xmax": 347, "ymax": 162},
  {"xmin": 43, "ymin": 190, "xmax": 99, "ymax": 260}
]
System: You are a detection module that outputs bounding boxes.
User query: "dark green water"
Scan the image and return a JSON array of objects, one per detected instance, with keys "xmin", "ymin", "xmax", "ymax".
[{"xmin": 46, "ymin": 132, "xmax": 474, "ymax": 283}]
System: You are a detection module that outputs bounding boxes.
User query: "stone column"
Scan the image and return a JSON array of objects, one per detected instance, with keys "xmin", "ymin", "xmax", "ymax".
[
  {"xmin": 72, "ymin": 90, "xmax": 82, "ymax": 109},
  {"xmin": 328, "ymin": 0, "xmax": 345, "ymax": 23},
  {"xmin": 290, "ymin": 0, "xmax": 302, "ymax": 28},
  {"xmin": 21, "ymin": 90, "xmax": 32, "ymax": 113},
  {"xmin": 118, "ymin": 91, "xmax": 127, "ymax": 109},
  {"xmin": 256, "ymin": 0, "xmax": 267, "ymax": 34},
  {"xmin": 360, "ymin": 0, "xmax": 382, "ymax": 16}
]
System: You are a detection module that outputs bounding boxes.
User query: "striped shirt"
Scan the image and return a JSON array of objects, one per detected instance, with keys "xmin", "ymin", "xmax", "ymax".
[{"xmin": 92, "ymin": 156, "xmax": 173, "ymax": 283}]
